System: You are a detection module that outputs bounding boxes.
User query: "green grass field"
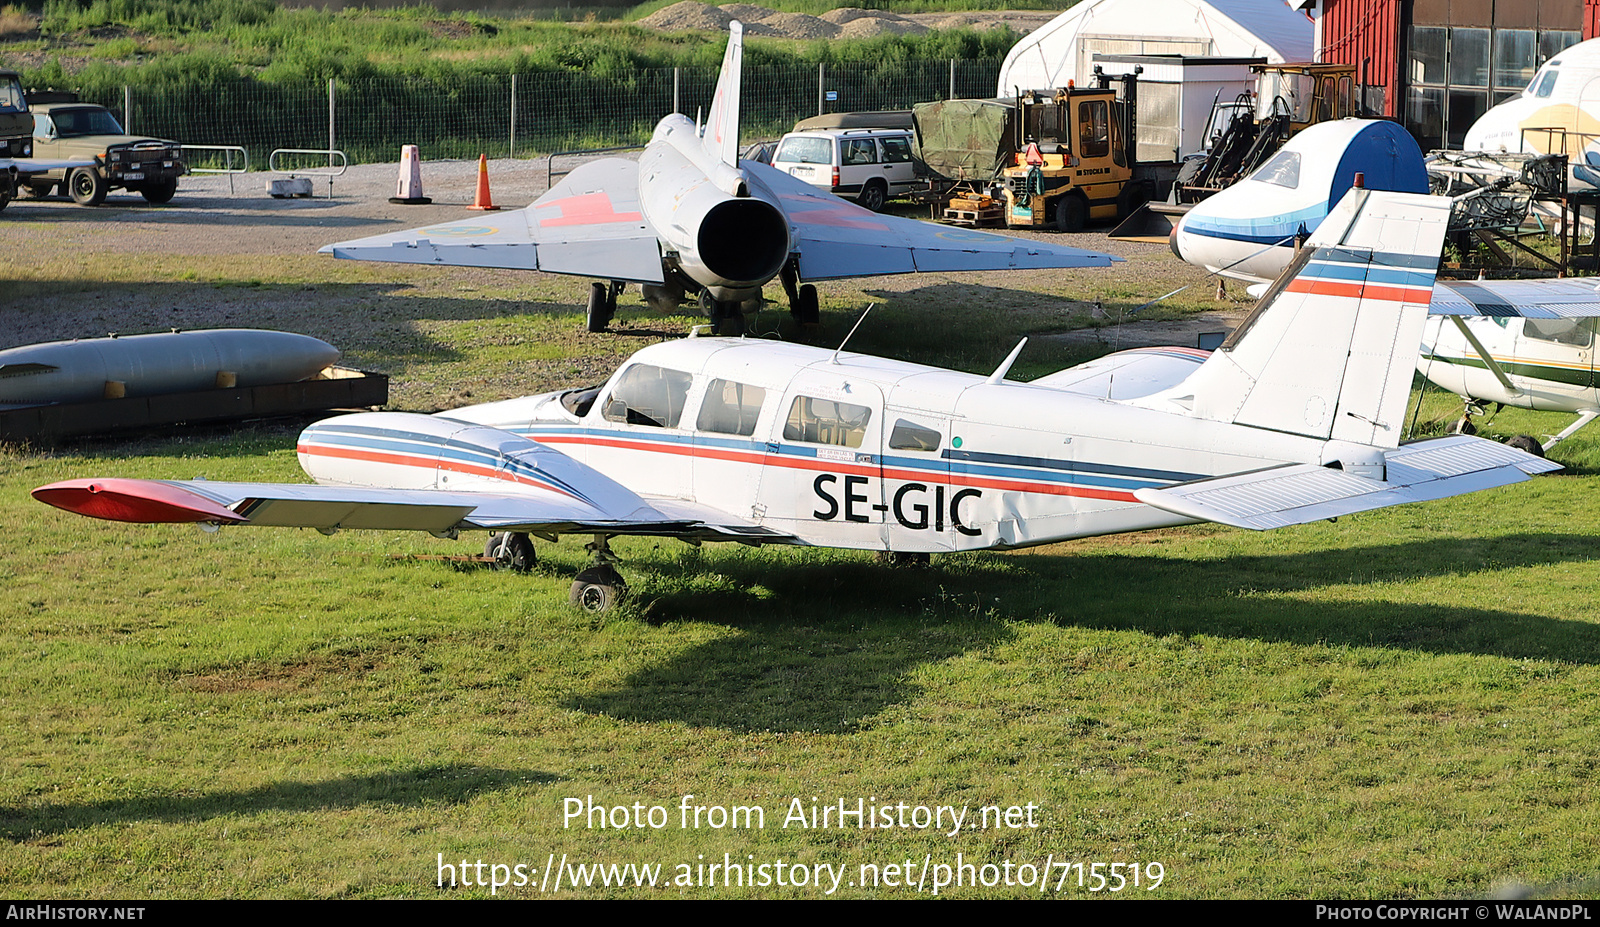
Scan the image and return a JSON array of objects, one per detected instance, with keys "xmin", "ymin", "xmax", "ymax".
[{"xmin": 3, "ymin": 209, "xmax": 1599, "ymax": 898}]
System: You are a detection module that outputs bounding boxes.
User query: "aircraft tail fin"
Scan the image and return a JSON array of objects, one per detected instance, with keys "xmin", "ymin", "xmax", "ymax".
[
  {"xmin": 1169, "ymin": 187, "xmax": 1448, "ymax": 448},
  {"xmin": 703, "ymin": 20, "xmax": 743, "ymax": 168}
]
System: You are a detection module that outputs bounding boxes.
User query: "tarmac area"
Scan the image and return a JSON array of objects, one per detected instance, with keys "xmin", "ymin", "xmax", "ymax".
[{"xmin": 2, "ymin": 156, "xmax": 1237, "ymax": 407}]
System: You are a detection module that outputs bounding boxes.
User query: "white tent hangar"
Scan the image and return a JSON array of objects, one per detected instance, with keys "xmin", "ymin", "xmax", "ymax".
[{"xmin": 997, "ymin": 0, "xmax": 1315, "ymax": 95}]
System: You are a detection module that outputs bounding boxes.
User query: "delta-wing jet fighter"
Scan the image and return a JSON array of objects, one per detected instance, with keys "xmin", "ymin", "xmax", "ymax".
[
  {"xmin": 34, "ymin": 188, "xmax": 1559, "ymax": 610},
  {"xmin": 318, "ymin": 21, "xmax": 1119, "ymax": 335}
]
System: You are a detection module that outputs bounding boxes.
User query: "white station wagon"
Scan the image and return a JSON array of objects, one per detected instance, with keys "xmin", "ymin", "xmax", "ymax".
[{"xmin": 770, "ymin": 128, "xmax": 916, "ymax": 212}]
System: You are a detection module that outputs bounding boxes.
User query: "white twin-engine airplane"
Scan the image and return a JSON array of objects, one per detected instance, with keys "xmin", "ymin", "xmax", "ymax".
[
  {"xmin": 317, "ymin": 21, "xmax": 1118, "ymax": 335},
  {"xmin": 1168, "ymin": 120, "xmax": 1600, "ymax": 451},
  {"xmin": 34, "ymin": 188, "xmax": 1560, "ymax": 610}
]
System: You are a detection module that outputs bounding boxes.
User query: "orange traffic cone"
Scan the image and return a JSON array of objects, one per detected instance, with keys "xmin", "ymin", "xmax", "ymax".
[{"xmin": 467, "ymin": 154, "xmax": 500, "ymax": 211}]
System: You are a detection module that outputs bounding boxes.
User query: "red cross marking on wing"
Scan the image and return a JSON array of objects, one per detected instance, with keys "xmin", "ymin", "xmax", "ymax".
[
  {"xmin": 779, "ymin": 192, "xmax": 891, "ymax": 231},
  {"xmin": 537, "ymin": 192, "xmax": 644, "ymax": 228}
]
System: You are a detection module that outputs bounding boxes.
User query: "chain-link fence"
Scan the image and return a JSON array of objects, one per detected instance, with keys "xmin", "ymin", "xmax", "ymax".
[{"xmin": 73, "ymin": 58, "xmax": 1001, "ymax": 167}]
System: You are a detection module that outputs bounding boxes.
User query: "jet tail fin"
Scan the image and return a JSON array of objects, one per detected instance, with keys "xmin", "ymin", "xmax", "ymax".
[
  {"xmin": 703, "ymin": 20, "xmax": 743, "ymax": 168},
  {"xmin": 1166, "ymin": 188, "xmax": 1448, "ymax": 448}
]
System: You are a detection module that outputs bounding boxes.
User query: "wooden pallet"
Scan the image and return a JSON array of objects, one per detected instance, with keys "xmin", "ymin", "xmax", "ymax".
[{"xmin": 942, "ymin": 205, "xmax": 1004, "ymax": 227}]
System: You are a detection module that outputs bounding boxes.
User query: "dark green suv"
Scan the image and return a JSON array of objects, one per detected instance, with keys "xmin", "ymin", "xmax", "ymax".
[{"xmin": 27, "ymin": 96, "xmax": 185, "ymax": 206}]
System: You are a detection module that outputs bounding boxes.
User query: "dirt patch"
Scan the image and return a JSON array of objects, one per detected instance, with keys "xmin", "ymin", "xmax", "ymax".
[{"xmin": 637, "ymin": 3, "xmax": 1052, "ymax": 38}]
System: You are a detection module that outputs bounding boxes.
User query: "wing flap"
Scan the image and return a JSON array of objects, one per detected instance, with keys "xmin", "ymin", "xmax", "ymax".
[{"xmin": 1133, "ymin": 435, "xmax": 1559, "ymax": 531}]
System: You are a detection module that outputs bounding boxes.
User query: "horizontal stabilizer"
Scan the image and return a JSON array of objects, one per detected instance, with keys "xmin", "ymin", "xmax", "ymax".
[{"xmin": 1133, "ymin": 435, "xmax": 1559, "ymax": 531}]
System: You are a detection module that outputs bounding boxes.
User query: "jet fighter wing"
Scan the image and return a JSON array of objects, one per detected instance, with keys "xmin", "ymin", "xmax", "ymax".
[
  {"xmin": 1133, "ymin": 435, "xmax": 1560, "ymax": 531},
  {"xmin": 318, "ymin": 159, "xmax": 666, "ymax": 283},
  {"xmin": 741, "ymin": 160, "xmax": 1120, "ymax": 280},
  {"xmin": 1429, "ymin": 279, "xmax": 1600, "ymax": 318}
]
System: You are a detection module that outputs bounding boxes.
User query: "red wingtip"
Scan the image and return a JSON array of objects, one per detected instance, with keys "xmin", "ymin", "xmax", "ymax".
[{"xmin": 32, "ymin": 478, "xmax": 248, "ymax": 524}]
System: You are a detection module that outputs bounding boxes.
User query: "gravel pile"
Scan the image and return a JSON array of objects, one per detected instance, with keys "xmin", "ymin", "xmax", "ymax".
[{"xmin": 639, "ymin": 2, "xmax": 936, "ymax": 40}]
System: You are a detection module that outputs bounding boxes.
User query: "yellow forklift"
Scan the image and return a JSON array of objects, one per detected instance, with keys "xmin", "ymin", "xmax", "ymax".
[{"xmin": 1000, "ymin": 68, "xmax": 1155, "ymax": 232}]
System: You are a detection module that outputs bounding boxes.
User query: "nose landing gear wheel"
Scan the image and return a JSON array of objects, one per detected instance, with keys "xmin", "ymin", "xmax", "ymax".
[{"xmin": 570, "ymin": 565, "xmax": 628, "ymax": 612}]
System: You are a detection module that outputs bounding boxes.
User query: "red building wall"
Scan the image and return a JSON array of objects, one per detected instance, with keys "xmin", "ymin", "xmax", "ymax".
[{"xmin": 1319, "ymin": 0, "xmax": 1404, "ymax": 117}]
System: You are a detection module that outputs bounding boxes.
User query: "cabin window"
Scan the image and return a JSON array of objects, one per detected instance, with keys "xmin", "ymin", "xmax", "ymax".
[
  {"xmin": 888, "ymin": 419, "xmax": 941, "ymax": 452},
  {"xmin": 1532, "ymin": 69, "xmax": 1558, "ymax": 98},
  {"xmin": 783, "ymin": 396, "xmax": 872, "ymax": 448},
  {"xmin": 1252, "ymin": 150, "xmax": 1300, "ymax": 189},
  {"xmin": 697, "ymin": 379, "xmax": 766, "ymax": 436},
  {"xmin": 1078, "ymin": 100, "xmax": 1110, "ymax": 159},
  {"xmin": 1523, "ymin": 318, "xmax": 1593, "ymax": 348},
  {"xmin": 601, "ymin": 364, "xmax": 693, "ymax": 428}
]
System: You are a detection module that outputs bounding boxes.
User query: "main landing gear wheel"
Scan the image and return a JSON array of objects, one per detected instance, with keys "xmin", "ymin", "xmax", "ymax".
[
  {"xmin": 485, "ymin": 532, "xmax": 535, "ymax": 572},
  {"xmin": 570, "ymin": 565, "xmax": 627, "ymax": 612},
  {"xmin": 791, "ymin": 283, "xmax": 820, "ymax": 326},
  {"xmin": 877, "ymin": 551, "xmax": 931, "ymax": 568},
  {"xmin": 586, "ymin": 281, "xmax": 622, "ymax": 333},
  {"xmin": 1507, "ymin": 434, "xmax": 1547, "ymax": 458}
]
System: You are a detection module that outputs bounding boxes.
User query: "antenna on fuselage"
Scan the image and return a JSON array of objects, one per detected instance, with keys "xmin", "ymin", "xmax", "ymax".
[
  {"xmin": 696, "ymin": 106, "xmax": 703, "ymax": 136},
  {"xmin": 831, "ymin": 303, "xmax": 875, "ymax": 364},
  {"xmin": 987, "ymin": 337, "xmax": 1028, "ymax": 385}
]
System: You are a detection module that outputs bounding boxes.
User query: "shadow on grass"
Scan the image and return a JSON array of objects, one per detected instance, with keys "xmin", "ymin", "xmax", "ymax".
[
  {"xmin": 0, "ymin": 764, "xmax": 558, "ymax": 841},
  {"xmin": 565, "ymin": 533, "xmax": 1600, "ymax": 732}
]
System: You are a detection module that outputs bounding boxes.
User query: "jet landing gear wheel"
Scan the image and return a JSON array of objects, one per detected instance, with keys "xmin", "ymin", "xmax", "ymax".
[
  {"xmin": 790, "ymin": 283, "xmax": 820, "ymax": 326},
  {"xmin": 570, "ymin": 565, "xmax": 628, "ymax": 612},
  {"xmin": 699, "ymin": 290, "xmax": 746, "ymax": 336},
  {"xmin": 586, "ymin": 281, "xmax": 623, "ymax": 333},
  {"xmin": 484, "ymin": 532, "xmax": 535, "ymax": 572}
]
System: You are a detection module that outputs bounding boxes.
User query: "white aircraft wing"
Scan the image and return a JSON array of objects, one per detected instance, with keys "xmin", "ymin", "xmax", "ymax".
[
  {"xmin": 318, "ymin": 158, "xmax": 666, "ymax": 283},
  {"xmin": 740, "ymin": 160, "xmax": 1121, "ymax": 280},
  {"xmin": 1133, "ymin": 435, "xmax": 1560, "ymax": 531},
  {"xmin": 1, "ymin": 157, "xmax": 98, "ymax": 175},
  {"xmin": 1430, "ymin": 279, "xmax": 1600, "ymax": 318},
  {"xmin": 31, "ymin": 475, "xmax": 707, "ymax": 535}
]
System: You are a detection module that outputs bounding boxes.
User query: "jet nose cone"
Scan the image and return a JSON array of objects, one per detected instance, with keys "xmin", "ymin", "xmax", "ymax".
[{"xmin": 1169, "ymin": 225, "xmax": 1184, "ymax": 261}]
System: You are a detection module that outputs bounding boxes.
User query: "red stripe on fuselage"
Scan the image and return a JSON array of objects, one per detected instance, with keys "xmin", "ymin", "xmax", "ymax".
[
  {"xmin": 296, "ymin": 442, "xmax": 578, "ymax": 499},
  {"xmin": 531, "ymin": 433, "xmax": 1139, "ymax": 503}
]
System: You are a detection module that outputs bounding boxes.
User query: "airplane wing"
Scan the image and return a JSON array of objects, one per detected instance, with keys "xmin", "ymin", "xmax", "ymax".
[
  {"xmin": 32, "ymin": 411, "xmax": 804, "ymax": 542},
  {"xmin": 740, "ymin": 160, "xmax": 1121, "ymax": 279},
  {"xmin": 1132, "ymin": 435, "xmax": 1560, "ymax": 531},
  {"xmin": 318, "ymin": 158, "xmax": 666, "ymax": 283},
  {"xmin": 1430, "ymin": 279, "xmax": 1600, "ymax": 318}
]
